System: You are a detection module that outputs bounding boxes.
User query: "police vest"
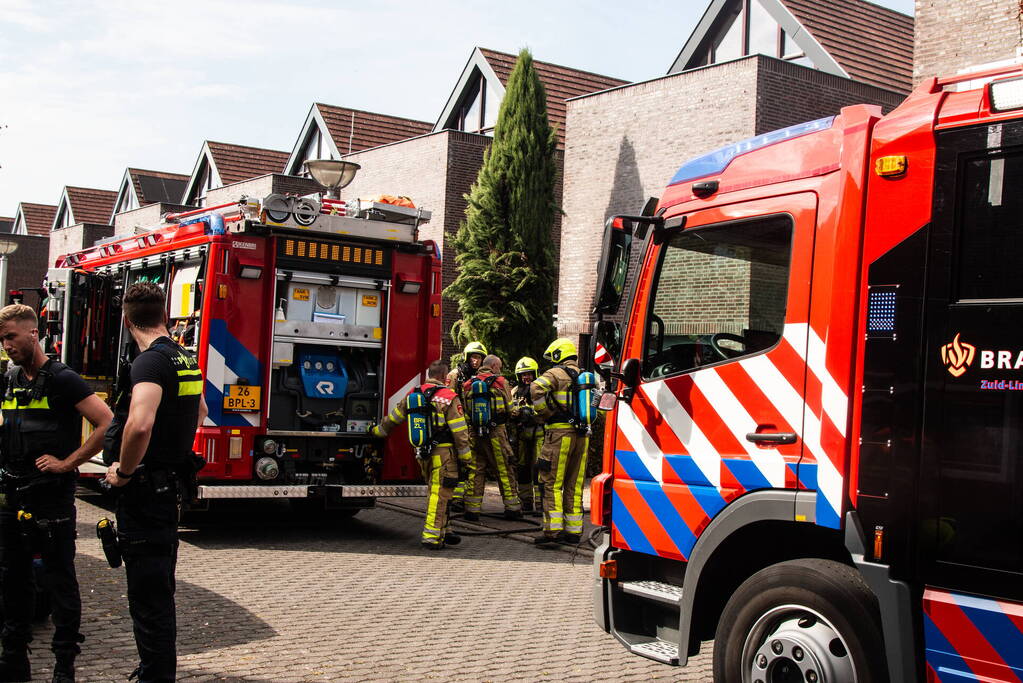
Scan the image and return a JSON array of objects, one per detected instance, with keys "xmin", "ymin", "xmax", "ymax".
[
  {"xmin": 105, "ymin": 340, "xmax": 202, "ymax": 468},
  {"xmin": 0, "ymin": 361, "xmax": 80, "ymax": 479}
]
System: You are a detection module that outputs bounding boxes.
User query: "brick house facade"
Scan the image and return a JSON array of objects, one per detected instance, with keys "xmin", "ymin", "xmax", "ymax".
[
  {"xmin": 556, "ymin": 4, "xmax": 911, "ymax": 341},
  {"xmin": 914, "ymin": 0, "xmax": 1021, "ymax": 81}
]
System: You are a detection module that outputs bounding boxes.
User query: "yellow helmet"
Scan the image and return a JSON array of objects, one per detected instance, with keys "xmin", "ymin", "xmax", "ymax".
[
  {"xmin": 514, "ymin": 357, "xmax": 539, "ymax": 376},
  {"xmin": 543, "ymin": 338, "xmax": 577, "ymax": 364},
  {"xmin": 463, "ymin": 341, "xmax": 488, "ymax": 359}
]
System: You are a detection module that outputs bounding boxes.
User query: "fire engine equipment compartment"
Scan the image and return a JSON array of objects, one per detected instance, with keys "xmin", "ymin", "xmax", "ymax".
[{"xmin": 269, "ymin": 272, "xmax": 386, "ymax": 435}]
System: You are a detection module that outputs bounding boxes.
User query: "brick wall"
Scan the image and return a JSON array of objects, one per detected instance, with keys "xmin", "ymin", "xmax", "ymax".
[
  {"xmin": 112, "ymin": 202, "xmax": 193, "ymax": 237},
  {"xmin": 557, "ymin": 55, "xmax": 907, "ymax": 342},
  {"xmin": 915, "ymin": 0, "xmax": 1021, "ymax": 82},
  {"xmin": 48, "ymin": 224, "xmax": 114, "ymax": 266},
  {"xmin": 4, "ymin": 234, "xmax": 49, "ymax": 302}
]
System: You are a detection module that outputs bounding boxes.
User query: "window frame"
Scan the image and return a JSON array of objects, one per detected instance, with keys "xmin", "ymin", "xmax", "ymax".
[{"xmin": 639, "ymin": 212, "xmax": 796, "ymax": 382}]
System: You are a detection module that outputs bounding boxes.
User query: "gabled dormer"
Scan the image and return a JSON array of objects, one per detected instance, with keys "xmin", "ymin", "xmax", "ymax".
[
  {"xmin": 51, "ymin": 187, "xmax": 117, "ymax": 231},
  {"xmin": 111, "ymin": 168, "xmax": 190, "ymax": 220},
  {"xmin": 11, "ymin": 203, "xmax": 56, "ymax": 236},
  {"xmin": 182, "ymin": 141, "xmax": 290, "ymax": 206},
  {"xmin": 284, "ymin": 104, "xmax": 432, "ymax": 176},
  {"xmin": 670, "ymin": 0, "xmax": 913, "ymax": 94},
  {"xmin": 434, "ymin": 47, "xmax": 629, "ymax": 147}
]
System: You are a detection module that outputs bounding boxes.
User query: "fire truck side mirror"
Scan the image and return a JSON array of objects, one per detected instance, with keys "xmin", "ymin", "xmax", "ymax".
[{"xmin": 618, "ymin": 358, "xmax": 642, "ymax": 404}]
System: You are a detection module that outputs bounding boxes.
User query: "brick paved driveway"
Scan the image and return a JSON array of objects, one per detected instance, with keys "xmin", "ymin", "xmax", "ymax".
[{"xmin": 24, "ymin": 488, "xmax": 713, "ymax": 682}]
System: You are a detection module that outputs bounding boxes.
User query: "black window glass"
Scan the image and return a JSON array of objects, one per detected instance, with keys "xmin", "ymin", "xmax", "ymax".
[
  {"xmin": 957, "ymin": 152, "xmax": 1023, "ymax": 300},
  {"xmin": 643, "ymin": 215, "xmax": 792, "ymax": 379}
]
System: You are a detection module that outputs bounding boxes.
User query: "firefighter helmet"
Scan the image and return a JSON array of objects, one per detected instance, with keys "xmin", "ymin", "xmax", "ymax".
[
  {"xmin": 463, "ymin": 341, "xmax": 488, "ymax": 359},
  {"xmin": 514, "ymin": 357, "xmax": 539, "ymax": 377},
  {"xmin": 543, "ymin": 338, "xmax": 577, "ymax": 364}
]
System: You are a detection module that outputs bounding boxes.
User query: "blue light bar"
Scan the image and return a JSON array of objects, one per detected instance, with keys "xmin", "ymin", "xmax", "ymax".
[{"xmin": 669, "ymin": 116, "xmax": 836, "ymax": 186}]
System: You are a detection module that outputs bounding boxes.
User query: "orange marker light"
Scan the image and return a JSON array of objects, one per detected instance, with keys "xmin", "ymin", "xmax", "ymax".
[
  {"xmin": 599, "ymin": 560, "xmax": 618, "ymax": 579},
  {"xmin": 875, "ymin": 155, "xmax": 907, "ymax": 178},
  {"xmin": 873, "ymin": 526, "xmax": 885, "ymax": 560}
]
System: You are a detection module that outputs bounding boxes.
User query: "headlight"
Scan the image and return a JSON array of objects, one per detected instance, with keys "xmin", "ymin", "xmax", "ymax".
[
  {"xmin": 255, "ymin": 457, "xmax": 280, "ymax": 481},
  {"xmin": 261, "ymin": 439, "xmax": 278, "ymax": 455}
]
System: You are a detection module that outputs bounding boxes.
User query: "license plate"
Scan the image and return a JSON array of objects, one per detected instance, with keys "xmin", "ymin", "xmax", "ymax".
[{"xmin": 223, "ymin": 384, "xmax": 261, "ymax": 412}]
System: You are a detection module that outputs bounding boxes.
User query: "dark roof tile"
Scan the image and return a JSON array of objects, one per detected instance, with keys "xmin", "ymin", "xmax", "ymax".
[
  {"xmin": 19, "ymin": 203, "xmax": 57, "ymax": 236},
  {"xmin": 66, "ymin": 187, "xmax": 117, "ymax": 225},
  {"xmin": 207, "ymin": 142, "xmax": 290, "ymax": 185},
  {"xmin": 479, "ymin": 48, "xmax": 629, "ymax": 146},
  {"xmin": 316, "ymin": 105, "xmax": 433, "ymax": 155},
  {"xmin": 782, "ymin": 0, "xmax": 913, "ymax": 93}
]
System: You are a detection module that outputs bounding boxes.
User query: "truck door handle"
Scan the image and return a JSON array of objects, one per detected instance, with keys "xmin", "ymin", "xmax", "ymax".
[{"xmin": 745, "ymin": 431, "xmax": 797, "ymax": 445}]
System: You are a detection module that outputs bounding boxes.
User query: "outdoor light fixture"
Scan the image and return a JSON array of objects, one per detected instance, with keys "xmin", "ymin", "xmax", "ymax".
[
  {"xmin": 397, "ymin": 276, "xmax": 422, "ymax": 294},
  {"xmin": 304, "ymin": 159, "xmax": 361, "ymax": 199},
  {"xmin": 990, "ymin": 77, "xmax": 1023, "ymax": 112},
  {"xmin": 238, "ymin": 264, "xmax": 263, "ymax": 280}
]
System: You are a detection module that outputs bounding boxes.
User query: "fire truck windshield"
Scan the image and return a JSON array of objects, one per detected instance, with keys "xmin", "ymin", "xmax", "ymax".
[{"xmin": 643, "ymin": 214, "xmax": 792, "ymax": 379}]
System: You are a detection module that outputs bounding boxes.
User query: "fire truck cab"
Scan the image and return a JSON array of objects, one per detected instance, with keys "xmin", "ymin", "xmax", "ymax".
[
  {"xmin": 46, "ymin": 190, "xmax": 441, "ymax": 513},
  {"xmin": 591, "ymin": 64, "xmax": 1023, "ymax": 680}
]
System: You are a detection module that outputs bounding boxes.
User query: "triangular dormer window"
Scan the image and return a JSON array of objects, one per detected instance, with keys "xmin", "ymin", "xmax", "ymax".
[
  {"xmin": 53, "ymin": 204, "xmax": 70, "ymax": 231},
  {"xmin": 685, "ymin": 0, "xmax": 809, "ymax": 69},
  {"xmin": 452, "ymin": 70, "xmax": 496, "ymax": 135},
  {"xmin": 12, "ymin": 215, "xmax": 26, "ymax": 235},
  {"xmin": 296, "ymin": 127, "xmax": 334, "ymax": 177}
]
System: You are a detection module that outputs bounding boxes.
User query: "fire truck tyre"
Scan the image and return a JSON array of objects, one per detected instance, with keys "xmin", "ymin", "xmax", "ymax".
[{"xmin": 713, "ymin": 558, "xmax": 887, "ymax": 683}]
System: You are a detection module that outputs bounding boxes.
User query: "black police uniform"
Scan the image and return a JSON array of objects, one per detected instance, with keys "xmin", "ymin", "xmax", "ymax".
[
  {"xmin": 0, "ymin": 360, "xmax": 91, "ymax": 674},
  {"xmin": 114, "ymin": 337, "xmax": 201, "ymax": 683}
]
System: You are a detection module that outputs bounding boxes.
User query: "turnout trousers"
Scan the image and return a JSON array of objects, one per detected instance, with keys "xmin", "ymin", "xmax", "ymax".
[
  {"xmin": 420, "ymin": 446, "xmax": 459, "ymax": 546},
  {"xmin": 116, "ymin": 475, "xmax": 180, "ymax": 683},
  {"xmin": 0, "ymin": 476, "xmax": 83, "ymax": 656},
  {"xmin": 538, "ymin": 427, "xmax": 588, "ymax": 536},
  {"xmin": 515, "ymin": 430, "xmax": 543, "ymax": 510},
  {"xmin": 465, "ymin": 424, "xmax": 520, "ymax": 514}
]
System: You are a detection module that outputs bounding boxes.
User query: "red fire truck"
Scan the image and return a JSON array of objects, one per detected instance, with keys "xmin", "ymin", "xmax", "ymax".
[
  {"xmin": 45, "ymin": 190, "xmax": 441, "ymax": 514},
  {"xmin": 590, "ymin": 63, "xmax": 1023, "ymax": 680}
]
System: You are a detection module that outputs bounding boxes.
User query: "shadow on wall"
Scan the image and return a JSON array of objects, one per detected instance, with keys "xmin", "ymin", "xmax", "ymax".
[{"xmin": 603, "ymin": 135, "xmax": 645, "ymax": 225}]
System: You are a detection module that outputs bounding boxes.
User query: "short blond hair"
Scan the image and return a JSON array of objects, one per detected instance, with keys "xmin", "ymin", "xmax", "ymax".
[{"xmin": 0, "ymin": 304, "xmax": 37, "ymax": 329}]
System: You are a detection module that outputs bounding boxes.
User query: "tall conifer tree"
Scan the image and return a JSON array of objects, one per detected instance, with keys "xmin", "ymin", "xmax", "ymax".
[{"xmin": 447, "ymin": 48, "xmax": 558, "ymax": 367}]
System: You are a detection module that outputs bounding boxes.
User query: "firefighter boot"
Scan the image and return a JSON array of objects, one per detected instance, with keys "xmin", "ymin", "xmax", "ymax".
[
  {"xmin": 533, "ymin": 533, "xmax": 559, "ymax": 548},
  {"xmin": 443, "ymin": 532, "xmax": 462, "ymax": 546},
  {"xmin": 462, "ymin": 511, "xmax": 480, "ymax": 522},
  {"xmin": 51, "ymin": 648, "xmax": 77, "ymax": 683},
  {"xmin": 0, "ymin": 640, "xmax": 30, "ymax": 682},
  {"xmin": 504, "ymin": 509, "xmax": 523, "ymax": 521},
  {"xmin": 558, "ymin": 531, "xmax": 582, "ymax": 545}
]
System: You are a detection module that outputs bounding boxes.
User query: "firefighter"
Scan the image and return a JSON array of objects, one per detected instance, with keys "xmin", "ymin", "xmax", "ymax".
[
  {"xmin": 104, "ymin": 283, "xmax": 208, "ymax": 683},
  {"xmin": 446, "ymin": 341, "xmax": 486, "ymax": 510},
  {"xmin": 0, "ymin": 304, "xmax": 113, "ymax": 683},
  {"xmin": 530, "ymin": 338, "xmax": 588, "ymax": 546},
  {"xmin": 510, "ymin": 357, "xmax": 542, "ymax": 513},
  {"xmin": 462, "ymin": 355, "xmax": 521, "ymax": 521},
  {"xmin": 370, "ymin": 360, "xmax": 472, "ymax": 549}
]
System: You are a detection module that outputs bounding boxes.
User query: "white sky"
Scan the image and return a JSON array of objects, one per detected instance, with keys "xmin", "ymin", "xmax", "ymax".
[{"xmin": 0, "ymin": 0, "xmax": 914, "ymax": 216}]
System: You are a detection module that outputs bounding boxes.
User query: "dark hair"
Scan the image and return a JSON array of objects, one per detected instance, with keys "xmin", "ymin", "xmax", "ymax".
[
  {"xmin": 123, "ymin": 282, "xmax": 167, "ymax": 329},
  {"xmin": 427, "ymin": 360, "xmax": 449, "ymax": 381}
]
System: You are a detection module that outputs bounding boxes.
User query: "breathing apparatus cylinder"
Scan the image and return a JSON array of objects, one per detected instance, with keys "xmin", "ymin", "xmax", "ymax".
[{"xmin": 468, "ymin": 377, "xmax": 494, "ymax": 436}]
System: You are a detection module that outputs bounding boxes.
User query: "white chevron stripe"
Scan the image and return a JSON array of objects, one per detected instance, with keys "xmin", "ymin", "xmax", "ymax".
[
  {"xmin": 206, "ymin": 344, "xmax": 259, "ymax": 427},
  {"xmin": 616, "ymin": 402, "xmax": 664, "ymax": 483},
  {"xmin": 741, "ymin": 352, "xmax": 841, "ymax": 518},
  {"xmin": 387, "ymin": 374, "xmax": 422, "ymax": 415},
  {"xmin": 784, "ymin": 323, "xmax": 849, "ymax": 437},
  {"xmin": 694, "ymin": 370, "xmax": 786, "ymax": 487},
  {"xmin": 641, "ymin": 381, "xmax": 720, "ymax": 488}
]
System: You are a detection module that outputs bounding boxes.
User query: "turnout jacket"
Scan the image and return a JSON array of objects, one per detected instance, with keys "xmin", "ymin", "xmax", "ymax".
[
  {"xmin": 376, "ymin": 379, "xmax": 472, "ymax": 459},
  {"xmin": 530, "ymin": 359, "xmax": 581, "ymax": 428}
]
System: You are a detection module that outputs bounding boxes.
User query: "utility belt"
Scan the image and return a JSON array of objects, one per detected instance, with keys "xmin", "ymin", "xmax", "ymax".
[
  {"xmin": 545, "ymin": 412, "xmax": 589, "ymax": 435},
  {"xmin": 109, "ymin": 452, "xmax": 206, "ymax": 503},
  {"xmin": 0, "ymin": 468, "xmax": 73, "ymax": 499},
  {"xmin": 16, "ymin": 509, "xmax": 75, "ymax": 553},
  {"xmin": 415, "ymin": 428, "xmax": 454, "ymax": 460}
]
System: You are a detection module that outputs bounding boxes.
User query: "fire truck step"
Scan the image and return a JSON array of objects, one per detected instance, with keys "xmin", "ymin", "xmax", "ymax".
[
  {"xmin": 619, "ymin": 580, "xmax": 683, "ymax": 606},
  {"xmin": 630, "ymin": 638, "xmax": 680, "ymax": 665}
]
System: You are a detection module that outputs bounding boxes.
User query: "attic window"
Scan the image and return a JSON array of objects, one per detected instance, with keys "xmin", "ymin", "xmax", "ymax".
[
  {"xmin": 453, "ymin": 71, "xmax": 495, "ymax": 134},
  {"xmin": 116, "ymin": 187, "xmax": 138, "ymax": 214},
  {"xmin": 12, "ymin": 216, "xmax": 26, "ymax": 235},
  {"xmin": 54, "ymin": 205, "xmax": 70, "ymax": 230},
  {"xmin": 691, "ymin": 0, "xmax": 808, "ymax": 69}
]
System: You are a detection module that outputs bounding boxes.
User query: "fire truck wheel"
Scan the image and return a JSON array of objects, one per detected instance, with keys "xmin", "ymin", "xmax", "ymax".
[{"xmin": 713, "ymin": 558, "xmax": 887, "ymax": 683}]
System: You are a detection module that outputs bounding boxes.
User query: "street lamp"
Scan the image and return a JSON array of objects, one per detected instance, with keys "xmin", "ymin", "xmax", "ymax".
[
  {"xmin": 304, "ymin": 159, "xmax": 360, "ymax": 199},
  {"xmin": 0, "ymin": 239, "xmax": 18, "ymax": 308}
]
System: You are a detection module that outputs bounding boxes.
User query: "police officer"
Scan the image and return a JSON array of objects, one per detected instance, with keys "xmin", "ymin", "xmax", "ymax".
[
  {"xmin": 530, "ymin": 339, "xmax": 588, "ymax": 546},
  {"xmin": 0, "ymin": 303, "xmax": 113, "ymax": 683},
  {"xmin": 371, "ymin": 360, "xmax": 472, "ymax": 549},
  {"xmin": 510, "ymin": 357, "xmax": 542, "ymax": 513},
  {"xmin": 462, "ymin": 355, "xmax": 521, "ymax": 521},
  {"xmin": 446, "ymin": 341, "xmax": 486, "ymax": 511},
  {"xmin": 104, "ymin": 283, "xmax": 207, "ymax": 683}
]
